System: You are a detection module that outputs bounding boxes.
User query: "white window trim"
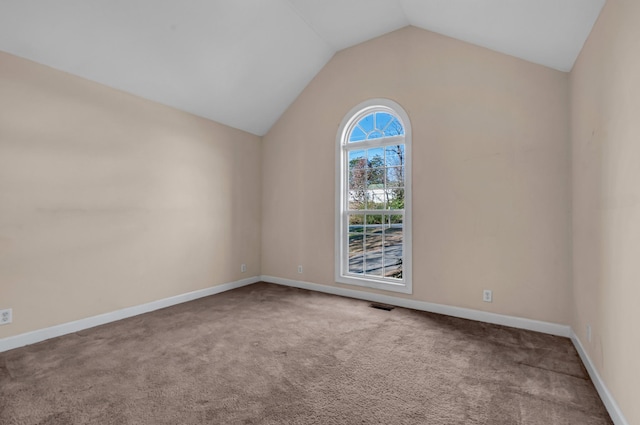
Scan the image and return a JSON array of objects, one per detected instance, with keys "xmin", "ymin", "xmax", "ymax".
[{"xmin": 335, "ymin": 98, "xmax": 412, "ymax": 294}]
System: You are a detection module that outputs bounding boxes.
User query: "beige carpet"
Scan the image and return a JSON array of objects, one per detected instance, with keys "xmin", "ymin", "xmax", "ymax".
[{"xmin": 0, "ymin": 282, "xmax": 612, "ymax": 424}]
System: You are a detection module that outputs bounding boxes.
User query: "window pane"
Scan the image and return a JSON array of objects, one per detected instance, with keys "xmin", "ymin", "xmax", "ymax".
[
  {"xmin": 348, "ymin": 214, "xmax": 365, "ymax": 274},
  {"xmin": 385, "ymin": 145, "xmax": 405, "ymax": 167},
  {"xmin": 348, "ymin": 190, "xmax": 365, "ymax": 210},
  {"xmin": 385, "ymin": 118, "xmax": 404, "ymax": 136},
  {"xmin": 364, "ymin": 235, "xmax": 383, "ymax": 276},
  {"xmin": 385, "ymin": 214, "xmax": 403, "ymax": 249},
  {"xmin": 376, "ymin": 112, "xmax": 393, "ymax": 132},
  {"xmin": 349, "ymin": 126, "xmax": 366, "ymax": 142},
  {"xmin": 390, "ymin": 214, "xmax": 403, "ymax": 225},
  {"xmin": 384, "ymin": 257, "xmax": 403, "ymax": 279},
  {"xmin": 348, "ymin": 150, "xmax": 365, "ymax": 167},
  {"xmin": 384, "ymin": 233, "xmax": 403, "ymax": 258},
  {"xmin": 366, "ymin": 168, "xmax": 384, "ymax": 187},
  {"xmin": 367, "ymin": 147, "xmax": 384, "ymax": 167},
  {"xmin": 384, "ymin": 212, "xmax": 403, "ymax": 279},
  {"xmin": 349, "ymin": 160, "xmax": 366, "ymax": 210},
  {"xmin": 365, "ymin": 214, "xmax": 383, "ymax": 230},
  {"xmin": 385, "ymin": 188, "xmax": 404, "ymax": 210},
  {"xmin": 365, "ymin": 255, "xmax": 384, "ymax": 276},
  {"xmin": 358, "ymin": 114, "xmax": 375, "ymax": 133},
  {"xmin": 349, "ymin": 169, "xmax": 366, "ymax": 188},
  {"xmin": 366, "ymin": 232, "xmax": 383, "ymax": 252},
  {"xmin": 348, "ymin": 233, "xmax": 364, "ymax": 274},
  {"xmin": 366, "ymin": 190, "xmax": 385, "ymax": 209},
  {"xmin": 363, "ymin": 214, "xmax": 382, "ymax": 277},
  {"xmin": 348, "ymin": 214, "xmax": 364, "ymax": 232},
  {"xmin": 349, "ymin": 159, "xmax": 367, "ymax": 210},
  {"xmin": 386, "ymin": 166, "xmax": 404, "ymax": 187}
]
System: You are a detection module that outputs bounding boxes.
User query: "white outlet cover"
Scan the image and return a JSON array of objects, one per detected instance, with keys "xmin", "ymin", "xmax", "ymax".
[
  {"xmin": 0, "ymin": 308, "xmax": 12, "ymax": 325},
  {"xmin": 483, "ymin": 290, "xmax": 493, "ymax": 303}
]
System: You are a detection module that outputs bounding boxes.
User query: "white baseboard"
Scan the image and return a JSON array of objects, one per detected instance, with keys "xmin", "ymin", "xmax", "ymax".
[
  {"xmin": 0, "ymin": 276, "xmax": 260, "ymax": 353},
  {"xmin": 260, "ymin": 275, "xmax": 571, "ymax": 338},
  {"xmin": 571, "ymin": 332, "xmax": 629, "ymax": 425}
]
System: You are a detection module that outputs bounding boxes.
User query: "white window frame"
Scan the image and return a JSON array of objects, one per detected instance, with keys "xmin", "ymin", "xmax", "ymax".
[{"xmin": 335, "ymin": 99, "xmax": 412, "ymax": 294}]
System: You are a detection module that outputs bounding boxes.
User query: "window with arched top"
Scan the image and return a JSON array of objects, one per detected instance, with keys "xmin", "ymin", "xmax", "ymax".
[{"xmin": 335, "ymin": 99, "xmax": 412, "ymax": 294}]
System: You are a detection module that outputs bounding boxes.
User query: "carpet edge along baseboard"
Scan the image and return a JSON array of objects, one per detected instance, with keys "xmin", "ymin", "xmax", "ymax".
[{"xmin": 0, "ymin": 276, "xmax": 260, "ymax": 353}]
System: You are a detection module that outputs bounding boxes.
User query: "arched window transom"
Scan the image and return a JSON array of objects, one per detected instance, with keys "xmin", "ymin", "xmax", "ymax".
[{"xmin": 348, "ymin": 112, "xmax": 405, "ymax": 142}]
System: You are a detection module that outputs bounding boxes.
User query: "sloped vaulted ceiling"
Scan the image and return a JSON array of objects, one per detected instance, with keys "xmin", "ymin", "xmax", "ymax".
[{"xmin": 0, "ymin": 0, "xmax": 605, "ymax": 136}]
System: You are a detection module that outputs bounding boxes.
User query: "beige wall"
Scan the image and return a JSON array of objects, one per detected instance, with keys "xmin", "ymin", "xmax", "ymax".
[
  {"xmin": 0, "ymin": 52, "xmax": 261, "ymax": 339},
  {"xmin": 262, "ymin": 26, "xmax": 572, "ymax": 324},
  {"xmin": 570, "ymin": 0, "xmax": 640, "ymax": 423}
]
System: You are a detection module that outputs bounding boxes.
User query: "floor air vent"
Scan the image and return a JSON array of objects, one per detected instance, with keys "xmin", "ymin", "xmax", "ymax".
[{"xmin": 369, "ymin": 303, "xmax": 395, "ymax": 311}]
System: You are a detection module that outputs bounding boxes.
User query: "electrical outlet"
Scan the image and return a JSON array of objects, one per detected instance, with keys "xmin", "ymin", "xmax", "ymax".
[
  {"xmin": 586, "ymin": 324, "xmax": 592, "ymax": 343},
  {"xmin": 297, "ymin": 265, "xmax": 303, "ymax": 274},
  {"xmin": 483, "ymin": 290, "xmax": 492, "ymax": 303},
  {"xmin": 0, "ymin": 308, "xmax": 12, "ymax": 325},
  {"xmin": 241, "ymin": 264, "xmax": 247, "ymax": 273}
]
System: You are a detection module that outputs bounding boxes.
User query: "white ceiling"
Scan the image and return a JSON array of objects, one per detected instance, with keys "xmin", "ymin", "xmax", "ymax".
[{"xmin": 0, "ymin": 0, "xmax": 605, "ymax": 136}]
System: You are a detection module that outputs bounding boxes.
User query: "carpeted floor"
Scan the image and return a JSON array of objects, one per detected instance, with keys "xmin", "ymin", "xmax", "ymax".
[{"xmin": 0, "ymin": 282, "xmax": 612, "ymax": 424}]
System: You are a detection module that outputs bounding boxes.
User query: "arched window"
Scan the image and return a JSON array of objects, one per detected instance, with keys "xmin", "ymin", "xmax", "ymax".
[{"xmin": 335, "ymin": 99, "xmax": 412, "ymax": 294}]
